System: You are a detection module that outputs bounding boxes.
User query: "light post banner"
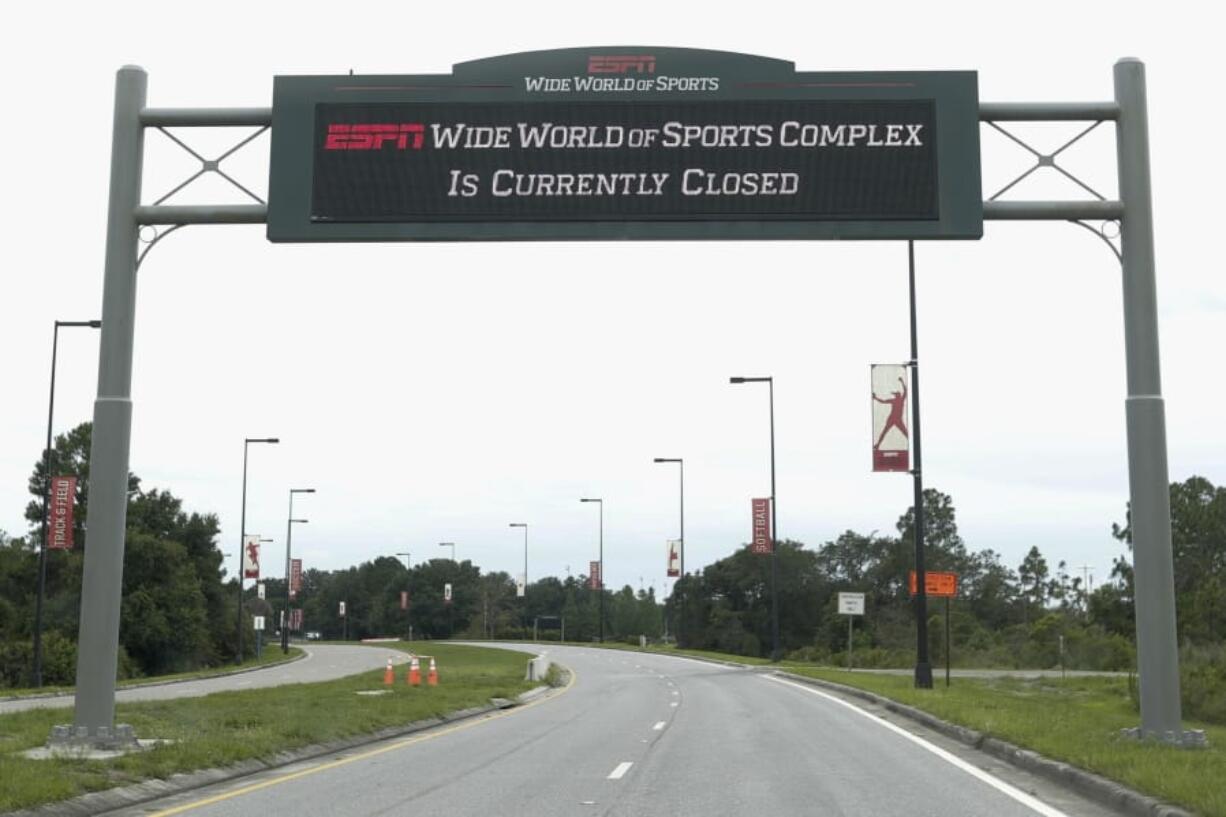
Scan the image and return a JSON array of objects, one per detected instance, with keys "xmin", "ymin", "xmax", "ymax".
[
  {"xmin": 339, "ymin": 600, "xmax": 346, "ymax": 617},
  {"xmin": 871, "ymin": 364, "xmax": 910, "ymax": 472},
  {"xmin": 400, "ymin": 590, "xmax": 409, "ymax": 611},
  {"xmin": 290, "ymin": 608, "xmax": 303, "ymax": 630},
  {"xmin": 47, "ymin": 476, "xmax": 77, "ymax": 550},
  {"xmin": 444, "ymin": 583, "xmax": 453, "ymax": 604},
  {"xmin": 750, "ymin": 498, "xmax": 772, "ymax": 554},
  {"xmin": 589, "ymin": 560, "xmax": 602, "ymax": 590},
  {"xmin": 257, "ymin": 582, "xmax": 265, "ymax": 600},
  {"xmin": 243, "ymin": 535, "xmax": 261, "ymax": 579},
  {"xmin": 516, "ymin": 575, "xmax": 526, "ymax": 598},
  {"xmin": 667, "ymin": 539, "xmax": 681, "ymax": 578},
  {"xmin": 290, "ymin": 558, "xmax": 302, "ymax": 599}
]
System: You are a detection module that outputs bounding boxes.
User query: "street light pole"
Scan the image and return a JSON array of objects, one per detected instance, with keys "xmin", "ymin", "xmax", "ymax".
[
  {"xmin": 580, "ymin": 498, "xmax": 603, "ymax": 643},
  {"xmin": 653, "ymin": 458, "xmax": 684, "ymax": 646},
  {"xmin": 237, "ymin": 437, "xmax": 278, "ymax": 664},
  {"xmin": 907, "ymin": 242, "xmax": 934, "ymax": 689},
  {"xmin": 281, "ymin": 487, "xmax": 314, "ymax": 654},
  {"xmin": 33, "ymin": 319, "xmax": 101, "ymax": 687},
  {"xmin": 396, "ymin": 552, "xmax": 412, "ymax": 570},
  {"xmin": 439, "ymin": 542, "xmax": 455, "ymax": 562},
  {"xmin": 510, "ymin": 523, "xmax": 528, "ymax": 638},
  {"xmin": 730, "ymin": 376, "xmax": 780, "ymax": 661}
]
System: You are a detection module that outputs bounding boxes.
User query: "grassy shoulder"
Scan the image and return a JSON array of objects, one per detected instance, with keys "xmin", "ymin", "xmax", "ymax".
[
  {"xmin": 0, "ymin": 647, "xmax": 305, "ymax": 700},
  {"xmin": 0, "ymin": 642, "xmax": 535, "ymax": 813},
  {"xmin": 783, "ymin": 667, "xmax": 1226, "ymax": 817}
]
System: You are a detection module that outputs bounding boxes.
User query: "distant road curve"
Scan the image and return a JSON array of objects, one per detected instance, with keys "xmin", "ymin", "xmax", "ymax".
[{"xmin": 0, "ymin": 644, "xmax": 408, "ymax": 715}]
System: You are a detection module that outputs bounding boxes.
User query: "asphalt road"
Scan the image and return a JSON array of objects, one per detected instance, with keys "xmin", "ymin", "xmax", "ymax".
[
  {"xmin": 105, "ymin": 643, "xmax": 1119, "ymax": 817},
  {"xmin": 0, "ymin": 644, "xmax": 407, "ymax": 715}
]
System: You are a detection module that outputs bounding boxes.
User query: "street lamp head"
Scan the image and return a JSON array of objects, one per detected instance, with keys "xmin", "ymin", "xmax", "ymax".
[
  {"xmin": 291, "ymin": 487, "xmax": 316, "ymax": 494},
  {"xmin": 653, "ymin": 457, "xmax": 681, "ymax": 463},
  {"xmin": 509, "ymin": 522, "xmax": 527, "ymax": 528},
  {"xmin": 290, "ymin": 518, "xmax": 308, "ymax": 524},
  {"xmin": 730, "ymin": 376, "xmax": 771, "ymax": 384},
  {"xmin": 247, "ymin": 437, "xmax": 280, "ymax": 444},
  {"xmin": 580, "ymin": 497, "xmax": 601, "ymax": 503},
  {"xmin": 729, "ymin": 377, "xmax": 746, "ymax": 384}
]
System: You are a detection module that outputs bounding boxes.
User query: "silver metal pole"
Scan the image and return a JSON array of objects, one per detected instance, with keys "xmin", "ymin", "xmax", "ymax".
[
  {"xmin": 70, "ymin": 66, "xmax": 146, "ymax": 745},
  {"xmin": 1114, "ymin": 58, "xmax": 1183, "ymax": 741}
]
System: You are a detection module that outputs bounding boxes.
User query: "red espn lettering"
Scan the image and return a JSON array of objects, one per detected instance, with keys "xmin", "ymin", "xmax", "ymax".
[
  {"xmin": 587, "ymin": 55, "xmax": 656, "ymax": 74},
  {"xmin": 325, "ymin": 123, "xmax": 425, "ymax": 150}
]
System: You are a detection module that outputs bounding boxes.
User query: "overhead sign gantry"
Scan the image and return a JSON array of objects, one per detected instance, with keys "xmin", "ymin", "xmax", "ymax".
[{"xmin": 66, "ymin": 49, "xmax": 1192, "ymax": 752}]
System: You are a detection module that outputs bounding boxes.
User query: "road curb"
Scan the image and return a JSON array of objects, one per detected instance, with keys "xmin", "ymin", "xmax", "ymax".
[
  {"xmin": 0, "ymin": 649, "xmax": 309, "ymax": 706},
  {"xmin": 772, "ymin": 670, "xmax": 1195, "ymax": 817},
  {"xmin": 2, "ymin": 679, "xmax": 560, "ymax": 817}
]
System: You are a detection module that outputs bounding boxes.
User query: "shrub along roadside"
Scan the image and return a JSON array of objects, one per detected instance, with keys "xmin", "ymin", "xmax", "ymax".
[{"xmin": 0, "ymin": 642, "xmax": 535, "ymax": 813}]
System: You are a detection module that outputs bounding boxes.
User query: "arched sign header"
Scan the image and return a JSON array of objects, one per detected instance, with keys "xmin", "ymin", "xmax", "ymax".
[{"xmin": 267, "ymin": 47, "xmax": 982, "ymax": 241}]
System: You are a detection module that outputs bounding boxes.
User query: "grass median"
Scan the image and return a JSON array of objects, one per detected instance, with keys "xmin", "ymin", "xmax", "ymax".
[{"xmin": 0, "ymin": 642, "xmax": 536, "ymax": 813}]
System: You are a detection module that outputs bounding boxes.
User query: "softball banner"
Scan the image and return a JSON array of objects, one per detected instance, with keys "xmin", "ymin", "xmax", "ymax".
[{"xmin": 871, "ymin": 364, "xmax": 910, "ymax": 472}]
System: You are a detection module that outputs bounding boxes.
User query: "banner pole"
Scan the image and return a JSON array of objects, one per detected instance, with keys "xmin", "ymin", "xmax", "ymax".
[{"xmin": 909, "ymin": 241, "xmax": 933, "ymax": 689}]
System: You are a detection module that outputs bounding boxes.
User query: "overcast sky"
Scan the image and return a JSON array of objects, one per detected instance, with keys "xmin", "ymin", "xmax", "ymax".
[{"xmin": 2, "ymin": 1, "xmax": 1221, "ymax": 602}]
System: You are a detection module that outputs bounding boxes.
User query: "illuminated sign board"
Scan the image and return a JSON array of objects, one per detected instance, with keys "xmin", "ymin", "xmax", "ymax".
[{"xmin": 268, "ymin": 48, "xmax": 981, "ymax": 241}]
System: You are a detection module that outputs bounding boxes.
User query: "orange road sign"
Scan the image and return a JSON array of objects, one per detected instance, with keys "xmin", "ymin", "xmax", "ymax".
[{"xmin": 909, "ymin": 570, "xmax": 958, "ymax": 598}]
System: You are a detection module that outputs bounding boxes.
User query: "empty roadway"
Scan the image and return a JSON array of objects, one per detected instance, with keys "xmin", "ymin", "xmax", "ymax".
[
  {"xmin": 98, "ymin": 643, "xmax": 1120, "ymax": 817},
  {"xmin": 0, "ymin": 644, "xmax": 407, "ymax": 715}
]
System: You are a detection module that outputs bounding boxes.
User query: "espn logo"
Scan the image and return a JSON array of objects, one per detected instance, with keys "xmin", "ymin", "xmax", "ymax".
[
  {"xmin": 324, "ymin": 123, "xmax": 425, "ymax": 150},
  {"xmin": 587, "ymin": 55, "xmax": 656, "ymax": 74}
]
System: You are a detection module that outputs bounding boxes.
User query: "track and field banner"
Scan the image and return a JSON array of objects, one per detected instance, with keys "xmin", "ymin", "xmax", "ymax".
[
  {"xmin": 667, "ymin": 539, "xmax": 681, "ymax": 577},
  {"xmin": 400, "ymin": 590, "xmax": 409, "ymax": 611},
  {"xmin": 290, "ymin": 558, "xmax": 302, "ymax": 599},
  {"xmin": 47, "ymin": 476, "xmax": 77, "ymax": 551},
  {"xmin": 750, "ymin": 498, "xmax": 772, "ymax": 554},
  {"xmin": 589, "ymin": 560, "xmax": 602, "ymax": 589},
  {"xmin": 243, "ymin": 535, "xmax": 261, "ymax": 579},
  {"xmin": 872, "ymin": 364, "xmax": 911, "ymax": 473},
  {"xmin": 444, "ymin": 583, "xmax": 453, "ymax": 604}
]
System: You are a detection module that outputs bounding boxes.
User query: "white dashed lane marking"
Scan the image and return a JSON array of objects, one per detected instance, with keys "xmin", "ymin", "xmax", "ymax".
[{"xmin": 607, "ymin": 762, "xmax": 633, "ymax": 780}]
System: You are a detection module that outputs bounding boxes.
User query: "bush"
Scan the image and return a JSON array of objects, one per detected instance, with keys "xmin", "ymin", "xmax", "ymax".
[{"xmin": 1126, "ymin": 643, "xmax": 1226, "ymax": 725}]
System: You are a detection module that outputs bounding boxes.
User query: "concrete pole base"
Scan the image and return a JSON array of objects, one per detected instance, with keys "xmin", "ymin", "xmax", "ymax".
[
  {"xmin": 46, "ymin": 722, "xmax": 140, "ymax": 752},
  {"xmin": 1119, "ymin": 726, "xmax": 1208, "ymax": 749}
]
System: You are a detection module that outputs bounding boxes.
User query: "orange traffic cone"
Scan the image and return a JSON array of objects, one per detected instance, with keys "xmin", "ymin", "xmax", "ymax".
[
  {"xmin": 383, "ymin": 657, "xmax": 394, "ymax": 686},
  {"xmin": 427, "ymin": 656, "xmax": 438, "ymax": 687},
  {"xmin": 407, "ymin": 656, "xmax": 421, "ymax": 687}
]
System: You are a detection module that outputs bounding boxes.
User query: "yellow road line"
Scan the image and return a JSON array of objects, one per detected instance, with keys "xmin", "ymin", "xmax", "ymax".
[{"xmin": 146, "ymin": 667, "xmax": 577, "ymax": 817}]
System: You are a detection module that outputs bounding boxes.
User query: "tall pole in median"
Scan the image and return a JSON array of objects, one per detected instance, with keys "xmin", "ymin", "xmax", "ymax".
[
  {"xmin": 908, "ymin": 243, "xmax": 933, "ymax": 689},
  {"xmin": 281, "ymin": 488, "xmax": 313, "ymax": 654},
  {"xmin": 580, "ymin": 498, "xmax": 603, "ymax": 643},
  {"xmin": 730, "ymin": 377, "xmax": 780, "ymax": 661},
  {"xmin": 237, "ymin": 437, "xmax": 279, "ymax": 664},
  {"xmin": 70, "ymin": 66, "xmax": 145, "ymax": 745},
  {"xmin": 653, "ymin": 458, "xmax": 684, "ymax": 646},
  {"xmin": 33, "ymin": 319, "xmax": 101, "ymax": 688},
  {"xmin": 1115, "ymin": 58, "xmax": 1183, "ymax": 740},
  {"xmin": 510, "ymin": 523, "xmax": 528, "ymax": 636}
]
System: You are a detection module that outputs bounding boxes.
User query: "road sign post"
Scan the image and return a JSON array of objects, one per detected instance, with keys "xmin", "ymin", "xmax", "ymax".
[{"xmin": 838, "ymin": 593, "xmax": 866, "ymax": 669}]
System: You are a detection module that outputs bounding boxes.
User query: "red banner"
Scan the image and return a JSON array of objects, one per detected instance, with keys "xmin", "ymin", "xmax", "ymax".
[
  {"xmin": 400, "ymin": 590, "xmax": 409, "ymax": 611},
  {"xmin": 243, "ymin": 535, "xmax": 260, "ymax": 580},
  {"xmin": 908, "ymin": 570, "xmax": 958, "ymax": 598},
  {"xmin": 47, "ymin": 476, "xmax": 76, "ymax": 550},
  {"xmin": 289, "ymin": 558, "xmax": 302, "ymax": 599},
  {"xmin": 667, "ymin": 540, "xmax": 681, "ymax": 578},
  {"xmin": 589, "ymin": 560, "xmax": 602, "ymax": 589},
  {"xmin": 750, "ymin": 498, "xmax": 772, "ymax": 554},
  {"xmin": 872, "ymin": 364, "xmax": 911, "ymax": 473}
]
